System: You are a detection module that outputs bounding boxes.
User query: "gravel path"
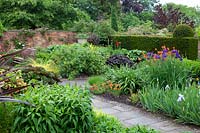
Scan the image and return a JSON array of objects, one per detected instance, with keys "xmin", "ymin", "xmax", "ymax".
[{"xmin": 60, "ymin": 79, "xmax": 200, "ymax": 133}]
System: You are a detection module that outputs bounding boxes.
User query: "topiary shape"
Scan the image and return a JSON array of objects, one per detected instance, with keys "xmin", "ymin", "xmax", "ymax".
[{"xmin": 173, "ymin": 24, "xmax": 194, "ymax": 38}]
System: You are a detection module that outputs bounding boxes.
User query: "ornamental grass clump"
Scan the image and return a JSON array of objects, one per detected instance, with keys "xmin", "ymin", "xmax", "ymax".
[
  {"xmin": 141, "ymin": 46, "xmax": 190, "ymax": 89},
  {"xmin": 140, "ymin": 85, "xmax": 200, "ymax": 125}
]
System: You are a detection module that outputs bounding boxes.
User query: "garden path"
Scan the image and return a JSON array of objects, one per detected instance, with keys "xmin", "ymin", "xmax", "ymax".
[{"xmin": 60, "ymin": 79, "xmax": 200, "ymax": 133}]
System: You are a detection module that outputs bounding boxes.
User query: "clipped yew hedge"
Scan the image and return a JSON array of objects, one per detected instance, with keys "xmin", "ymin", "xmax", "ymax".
[{"xmin": 110, "ymin": 35, "xmax": 198, "ymax": 60}]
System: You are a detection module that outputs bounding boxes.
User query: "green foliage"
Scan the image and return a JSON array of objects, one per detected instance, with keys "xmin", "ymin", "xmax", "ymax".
[
  {"xmin": 92, "ymin": 110, "xmax": 125, "ymax": 132},
  {"xmin": 140, "ymin": 85, "xmax": 200, "ymax": 125},
  {"xmin": 120, "ymin": 13, "xmax": 141, "ymax": 30},
  {"xmin": 22, "ymin": 67, "xmax": 59, "ymax": 85},
  {"xmin": 125, "ymin": 21, "xmax": 157, "ymax": 35},
  {"xmin": 68, "ymin": 19, "xmax": 96, "ymax": 33},
  {"xmin": 173, "ymin": 24, "xmax": 194, "ymax": 38},
  {"xmin": 184, "ymin": 59, "xmax": 200, "ymax": 81},
  {"xmin": 93, "ymin": 20, "xmax": 115, "ymax": 39},
  {"xmin": 141, "ymin": 58, "xmax": 190, "ymax": 88},
  {"xmin": 127, "ymin": 50, "xmax": 146, "ymax": 63},
  {"xmin": 129, "ymin": 93, "xmax": 139, "ymax": 104},
  {"xmin": 88, "ymin": 75, "xmax": 106, "ymax": 86},
  {"xmin": 110, "ymin": 35, "xmax": 198, "ymax": 60},
  {"xmin": 196, "ymin": 26, "xmax": 200, "ymax": 37},
  {"xmin": 0, "ymin": 103, "xmax": 14, "ymax": 133},
  {"xmin": 35, "ymin": 44, "xmax": 110, "ymax": 79},
  {"xmin": 12, "ymin": 84, "xmax": 93, "ymax": 133},
  {"xmin": 92, "ymin": 110, "xmax": 158, "ymax": 133},
  {"xmin": 0, "ymin": 21, "xmax": 5, "ymax": 37},
  {"xmin": 111, "ymin": 6, "xmax": 118, "ymax": 32},
  {"xmin": 0, "ymin": 0, "xmax": 89, "ymax": 29},
  {"xmin": 105, "ymin": 67, "xmax": 145, "ymax": 94},
  {"xmin": 0, "ymin": 69, "xmax": 27, "ymax": 92}
]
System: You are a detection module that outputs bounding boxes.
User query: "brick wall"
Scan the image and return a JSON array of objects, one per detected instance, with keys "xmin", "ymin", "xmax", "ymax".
[{"xmin": 0, "ymin": 30, "xmax": 77, "ymax": 52}]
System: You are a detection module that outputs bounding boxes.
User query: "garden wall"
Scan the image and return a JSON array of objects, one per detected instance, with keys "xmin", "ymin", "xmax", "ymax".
[
  {"xmin": 110, "ymin": 35, "xmax": 198, "ymax": 60},
  {"xmin": 0, "ymin": 30, "xmax": 77, "ymax": 52}
]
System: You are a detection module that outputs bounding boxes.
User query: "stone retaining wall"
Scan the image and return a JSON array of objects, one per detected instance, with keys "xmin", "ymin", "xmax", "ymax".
[{"xmin": 0, "ymin": 30, "xmax": 77, "ymax": 52}]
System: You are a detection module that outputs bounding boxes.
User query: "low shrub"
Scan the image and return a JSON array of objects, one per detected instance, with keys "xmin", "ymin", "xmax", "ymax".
[
  {"xmin": 41, "ymin": 44, "xmax": 110, "ymax": 79},
  {"xmin": 129, "ymin": 93, "xmax": 139, "ymax": 105},
  {"xmin": 127, "ymin": 50, "xmax": 146, "ymax": 63},
  {"xmin": 110, "ymin": 35, "xmax": 198, "ymax": 60},
  {"xmin": 173, "ymin": 24, "xmax": 194, "ymax": 38},
  {"xmin": 105, "ymin": 67, "xmax": 145, "ymax": 94},
  {"xmin": 92, "ymin": 110, "xmax": 125, "ymax": 132},
  {"xmin": 88, "ymin": 75, "xmax": 106, "ymax": 86},
  {"xmin": 22, "ymin": 66, "xmax": 60, "ymax": 85},
  {"xmin": 140, "ymin": 85, "xmax": 200, "ymax": 125},
  {"xmin": 184, "ymin": 59, "xmax": 200, "ymax": 81},
  {"xmin": 92, "ymin": 110, "xmax": 158, "ymax": 133},
  {"xmin": 106, "ymin": 55, "xmax": 134, "ymax": 68},
  {"xmin": 12, "ymin": 84, "xmax": 93, "ymax": 133}
]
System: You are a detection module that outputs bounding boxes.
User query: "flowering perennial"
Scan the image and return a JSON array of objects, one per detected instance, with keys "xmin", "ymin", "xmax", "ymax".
[{"xmin": 145, "ymin": 46, "xmax": 182, "ymax": 61}]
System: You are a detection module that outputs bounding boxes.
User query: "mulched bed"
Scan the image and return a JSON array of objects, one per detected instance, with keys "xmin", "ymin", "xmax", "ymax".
[
  {"xmin": 94, "ymin": 92, "xmax": 143, "ymax": 107},
  {"xmin": 96, "ymin": 93, "xmax": 133, "ymax": 106}
]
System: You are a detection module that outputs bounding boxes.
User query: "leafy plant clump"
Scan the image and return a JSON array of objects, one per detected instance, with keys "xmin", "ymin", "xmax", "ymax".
[
  {"xmin": 87, "ymin": 34, "xmax": 100, "ymax": 45},
  {"xmin": 88, "ymin": 75, "xmax": 106, "ymax": 86},
  {"xmin": 105, "ymin": 67, "xmax": 145, "ymax": 94},
  {"xmin": 127, "ymin": 50, "xmax": 147, "ymax": 63},
  {"xmin": 12, "ymin": 84, "xmax": 93, "ymax": 133},
  {"xmin": 140, "ymin": 85, "xmax": 200, "ymax": 125},
  {"xmin": 35, "ymin": 44, "xmax": 110, "ymax": 79},
  {"xmin": 21, "ymin": 66, "xmax": 60, "ymax": 85},
  {"xmin": 106, "ymin": 55, "xmax": 135, "ymax": 68},
  {"xmin": 0, "ymin": 103, "xmax": 14, "ymax": 133},
  {"xmin": 92, "ymin": 110, "xmax": 158, "ymax": 133},
  {"xmin": 173, "ymin": 24, "xmax": 194, "ymax": 37},
  {"xmin": 141, "ymin": 57, "xmax": 190, "ymax": 89}
]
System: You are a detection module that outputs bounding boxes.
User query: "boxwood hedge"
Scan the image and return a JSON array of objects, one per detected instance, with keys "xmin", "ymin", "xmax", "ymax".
[{"xmin": 110, "ymin": 35, "xmax": 198, "ymax": 60}]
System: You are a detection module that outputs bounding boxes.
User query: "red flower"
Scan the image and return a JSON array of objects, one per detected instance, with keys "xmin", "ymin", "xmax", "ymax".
[{"xmin": 115, "ymin": 41, "xmax": 121, "ymax": 48}]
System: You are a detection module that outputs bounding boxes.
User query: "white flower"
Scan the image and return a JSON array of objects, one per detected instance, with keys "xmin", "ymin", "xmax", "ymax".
[
  {"xmin": 177, "ymin": 94, "xmax": 185, "ymax": 102},
  {"xmin": 165, "ymin": 85, "xmax": 170, "ymax": 90}
]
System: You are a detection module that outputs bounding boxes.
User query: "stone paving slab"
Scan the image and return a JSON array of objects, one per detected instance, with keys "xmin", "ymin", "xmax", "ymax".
[
  {"xmin": 93, "ymin": 96, "xmax": 200, "ymax": 133},
  {"xmin": 60, "ymin": 79, "xmax": 200, "ymax": 133}
]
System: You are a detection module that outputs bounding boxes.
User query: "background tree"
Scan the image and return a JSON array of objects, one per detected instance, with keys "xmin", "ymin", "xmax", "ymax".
[
  {"xmin": 0, "ymin": 0, "xmax": 88, "ymax": 29},
  {"xmin": 111, "ymin": 6, "xmax": 119, "ymax": 31},
  {"xmin": 153, "ymin": 4, "xmax": 194, "ymax": 29},
  {"xmin": 121, "ymin": 0, "xmax": 159, "ymax": 13}
]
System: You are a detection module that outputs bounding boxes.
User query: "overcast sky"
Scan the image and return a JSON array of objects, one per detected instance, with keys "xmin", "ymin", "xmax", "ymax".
[{"xmin": 159, "ymin": 0, "xmax": 200, "ymax": 7}]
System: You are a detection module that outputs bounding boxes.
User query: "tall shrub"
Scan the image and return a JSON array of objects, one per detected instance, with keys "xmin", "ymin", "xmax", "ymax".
[
  {"xmin": 111, "ymin": 6, "xmax": 118, "ymax": 32},
  {"xmin": 173, "ymin": 24, "xmax": 194, "ymax": 38}
]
